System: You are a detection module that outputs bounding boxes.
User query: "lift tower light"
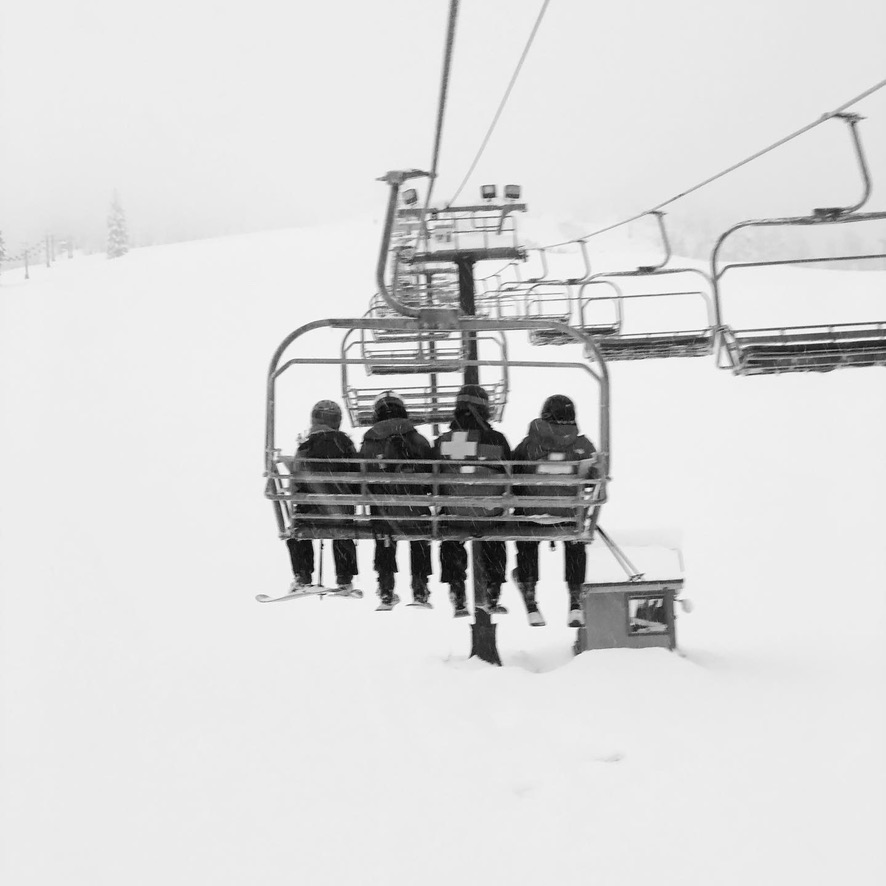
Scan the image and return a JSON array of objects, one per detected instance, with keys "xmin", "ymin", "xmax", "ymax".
[
  {"xmin": 504, "ymin": 184, "xmax": 521, "ymax": 201},
  {"xmin": 481, "ymin": 185, "xmax": 497, "ymax": 201},
  {"xmin": 402, "ymin": 188, "xmax": 419, "ymax": 205}
]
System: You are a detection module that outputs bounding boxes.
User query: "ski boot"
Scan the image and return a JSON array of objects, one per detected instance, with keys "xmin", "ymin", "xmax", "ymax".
[
  {"xmin": 408, "ymin": 576, "xmax": 432, "ymax": 608},
  {"xmin": 288, "ymin": 572, "xmax": 313, "ymax": 594},
  {"xmin": 449, "ymin": 581, "xmax": 470, "ymax": 618},
  {"xmin": 376, "ymin": 573, "xmax": 399, "ymax": 611},
  {"xmin": 511, "ymin": 568, "xmax": 545, "ymax": 626},
  {"xmin": 567, "ymin": 583, "xmax": 585, "ymax": 628},
  {"xmin": 335, "ymin": 578, "xmax": 363, "ymax": 599},
  {"xmin": 481, "ymin": 584, "xmax": 508, "ymax": 615}
]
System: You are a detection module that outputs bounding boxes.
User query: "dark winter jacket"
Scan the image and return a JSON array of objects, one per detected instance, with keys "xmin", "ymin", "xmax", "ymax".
[
  {"xmin": 359, "ymin": 418, "xmax": 432, "ymax": 519},
  {"xmin": 433, "ymin": 408, "xmax": 512, "ymax": 517},
  {"xmin": 291, "ymin": 428, "xmax": 357, "ymax": 516},
  {"xmin": 513, "ymin": 419, "xmax": 597, "ymax": 517}
]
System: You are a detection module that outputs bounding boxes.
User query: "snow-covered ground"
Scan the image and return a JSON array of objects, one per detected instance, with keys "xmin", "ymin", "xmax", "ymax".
[{"xmin": 1, "ymin": 223, "xmax": 884, "ymax": 885}]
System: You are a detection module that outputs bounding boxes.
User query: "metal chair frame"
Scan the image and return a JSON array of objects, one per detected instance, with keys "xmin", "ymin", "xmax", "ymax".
[
  {"xmin": 265, "ymin": 315, "xmax": 610, "ymax": 544},
  {"xmin": 344, "ymin": 325, "xmax": 508, "ymax": 379},
  {"xmin": 561, "ymin": 212, "xmax": 717, "ymax": 358},
  {"xmin": 712, "ymin": 114, "xmax": 886, "ymax": 375}
]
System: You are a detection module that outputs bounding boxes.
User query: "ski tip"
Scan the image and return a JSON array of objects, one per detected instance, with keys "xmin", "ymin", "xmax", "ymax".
[{"xmin": 255, "ymin": 594, "xmax": 273, "ymax": 602}]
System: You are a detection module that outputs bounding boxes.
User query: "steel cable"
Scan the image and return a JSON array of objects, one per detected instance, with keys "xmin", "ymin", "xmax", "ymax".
[
  {"xmin": 446, "ymin": 0, "xmax": 551, "ymax": 207},
  {"xmin": 541, "ymin": 74, "xmax": 886, "ymax": 250}
]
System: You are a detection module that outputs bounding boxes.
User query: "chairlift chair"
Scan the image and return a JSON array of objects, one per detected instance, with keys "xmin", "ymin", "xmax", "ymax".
[
  {"xmin": 265, "ymin": 315, "xmax": 610, "ymax": 543},
  {"xmin": 575, "ymin": 273, "xmax": 716, "ymax": 360},
  {"xmin": 568, "ymin": 212, "xmax": 716, "ymax": 359},
  {"xmin": 712, "ymin": 114, "xmax": 886, "ymax": 375}
]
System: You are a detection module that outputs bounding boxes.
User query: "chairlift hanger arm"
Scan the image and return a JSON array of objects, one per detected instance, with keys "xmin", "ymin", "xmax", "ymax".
[
  {"xmin": 376, "ymin": 169, "xmax": 432, "ymax": 319},
  {"xmin": 565, "ymin": 239, "xmax": 593, "ymax": 284},
  {"xmin": 525, "ymin": 247, "xmax": 548, "ymax": 282},
  {"xmin": 814, "ymin": 113, "xmax": 871, "ymax": 218},
  {"xmin": 635, "ymin": 211, "xmax": 672, "ymax": 273}
]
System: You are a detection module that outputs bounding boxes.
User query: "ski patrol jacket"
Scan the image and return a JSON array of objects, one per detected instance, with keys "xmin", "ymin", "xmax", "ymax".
[
  {"xmin": 358, "ymin": 417, "xmax": 433, "ymax": 519},
  {"xmin": 290, "ymin": 427, "xmax": 358, "ymax": 516},
  {"xmin": 513, "ymin": 419, "xmax": 598, "ymax": 517},
  {"xmin": 432, "ymin": 410, "xmax": 512, "ymax": 517}
]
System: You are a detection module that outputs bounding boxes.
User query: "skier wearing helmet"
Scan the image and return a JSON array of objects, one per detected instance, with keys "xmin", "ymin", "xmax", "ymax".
[
  {"xmin": 359, "ymin": 391, "xmax": 433, "ymax": 610},
  {"xmin": 512, "ymin": 394, "xmax": 598, "ymax": 627},
  {"xmin": 433, "ymin": 384, "xmax": 511, "ymax": 618},
  {"xmin": 285, "ymin": 399, "xmax": 359, "ymax": 595}
]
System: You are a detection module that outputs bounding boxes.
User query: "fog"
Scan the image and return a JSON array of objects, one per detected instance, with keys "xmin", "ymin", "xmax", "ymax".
[{"xmin": 1, "ymin": 0, "xmax": 885, "ymax": 255}]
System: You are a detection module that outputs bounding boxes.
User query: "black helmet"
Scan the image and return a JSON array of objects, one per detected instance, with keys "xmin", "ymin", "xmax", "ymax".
[
  {"xmin": 455, "ymin": 384, "xmax": 490, "ymax": 420},
  {"xmin": 373, "ymin": 391, "xmax": 408, "ymax": 421},
  {"xmin": 541, "ymin": 394, "xmax": 576, "ymax": 425},
  {"xmin": 311, "ymin": 399, "xmax": 342, "ymax": 429}
]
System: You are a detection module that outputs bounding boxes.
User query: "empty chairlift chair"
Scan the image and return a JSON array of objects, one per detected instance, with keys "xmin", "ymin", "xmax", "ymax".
[
  {"xmin": 522, "ymin": 242, "xmax": 597, "ymax": 346},
  {"xmin": 574, "ymin": 212, "xmax": 717, "ymax": 360},
  {"xmin": 712, "ymin": 113, "xmax": 886, "ymax": 375}
]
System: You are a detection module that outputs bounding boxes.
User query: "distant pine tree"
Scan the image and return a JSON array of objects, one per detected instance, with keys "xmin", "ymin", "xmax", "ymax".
[{"xmin": 106, "ymin": 192, "xmax": 130, "ymax": 258}]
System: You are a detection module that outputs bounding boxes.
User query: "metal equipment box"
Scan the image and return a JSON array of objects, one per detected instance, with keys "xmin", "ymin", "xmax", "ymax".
[{"xmin": 574, "ymin": 579, "xmax": 684, "ymax": 653}]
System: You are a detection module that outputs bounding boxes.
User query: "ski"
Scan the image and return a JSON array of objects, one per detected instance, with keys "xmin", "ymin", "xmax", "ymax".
[
  {"xmin": 256, "ymin": 586, "xmax": 364, "ymax": 604},
  {"xmin": 375, "ymin": 593, "xmax": 401, "ymax": 612},
  {"xmin": 406, "ymin": 600, "xmax": 433, "ymax": 609}
]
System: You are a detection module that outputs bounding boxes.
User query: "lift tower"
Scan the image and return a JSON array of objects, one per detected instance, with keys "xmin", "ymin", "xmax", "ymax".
[{"xmin": 379, "ymin": 175, "xmax": 528, "ymax": 663}]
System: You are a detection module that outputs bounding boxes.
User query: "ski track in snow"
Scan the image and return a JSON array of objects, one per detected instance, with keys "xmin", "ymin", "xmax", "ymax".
[{"xmin": 1, "ymin": 224, "xmax": 884, "ymax": 885}]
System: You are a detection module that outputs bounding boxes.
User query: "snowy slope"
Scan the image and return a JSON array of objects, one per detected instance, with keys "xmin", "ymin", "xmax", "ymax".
[{"xmin": 1, "ymin": 224, "xmax": 885, "ymax": 886}]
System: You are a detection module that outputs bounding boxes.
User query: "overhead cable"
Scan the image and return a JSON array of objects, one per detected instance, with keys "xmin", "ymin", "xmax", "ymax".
[
  {"xmin": 541, "ymin": 73, "xmax": 886, "ymax": 250},
  {"xmin": 446, "ymin": 0, "xmax": 551, "ymax": 207},
  {"xmin": 422, "ymin": 0, "xmax": 460, "ymax": 219}
]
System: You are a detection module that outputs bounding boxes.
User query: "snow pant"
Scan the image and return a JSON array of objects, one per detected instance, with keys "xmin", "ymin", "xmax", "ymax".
[
  {"xmin": 286, "ymin": 538, "xmax": 358, "ymax": 583},
  {"xmin": 515, "ymin": 540, "xmax": 586, "ymax": 587},
  {"xmin": 440, "ymin": 540, "xmax": 507, "ymax": 587},
  {"xmin": 373, "ymin": 540, "xmax": 432, "ymax": 579}
]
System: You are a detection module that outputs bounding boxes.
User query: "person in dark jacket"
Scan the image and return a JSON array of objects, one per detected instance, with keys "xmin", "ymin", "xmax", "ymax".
[
  {"xmin": 286, "ymin": 399, "xmax": 359, "ymax": 593},
  {"xmin": 512, "ymin": 394, "xmax": 597, "ymax": 627},
  {"xmin": 433, "ymin": 384, "xmax": 511, "ymax": 617},
  {"xmin": 359, "ymin": 392, "xmax": 433, "ymax": 608}
]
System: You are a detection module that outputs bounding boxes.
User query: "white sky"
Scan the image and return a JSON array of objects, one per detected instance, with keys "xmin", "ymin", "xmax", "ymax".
[{"xmin": 1, "ymin": 0, "xmax": 885, "ymax": 248}]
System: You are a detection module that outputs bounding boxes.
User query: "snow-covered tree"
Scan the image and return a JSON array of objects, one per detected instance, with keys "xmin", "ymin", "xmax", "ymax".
[{"xmin": 106, "ymin": 192, "xmax": 129, "ymax": 258}]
